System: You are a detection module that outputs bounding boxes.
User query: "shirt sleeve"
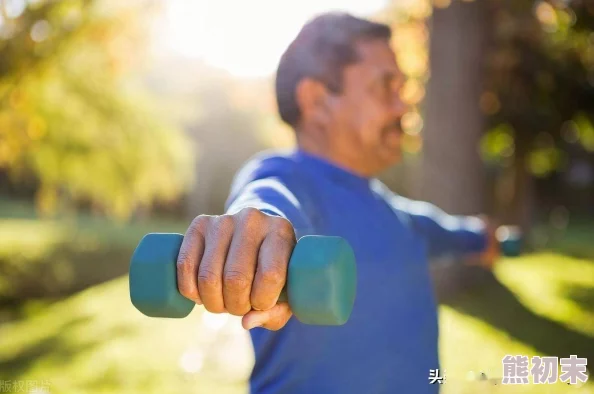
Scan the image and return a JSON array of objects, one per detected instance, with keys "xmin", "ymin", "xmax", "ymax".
[
  {"xmin": 372, "ymin": 180, "xmax": 488, "ymax": 260},
  {"xmin": 225, "ymin": 177, "xmax": 314, "ymax": 236},
  {"xmin": 224, "ymin": 153, "xmax": 315, "ymax": 237}
]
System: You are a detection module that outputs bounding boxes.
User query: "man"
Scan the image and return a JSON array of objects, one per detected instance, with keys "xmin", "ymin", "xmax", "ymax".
[{"xmin": 176, "ymin": 12, "xmax": 498, "ymax": 394}]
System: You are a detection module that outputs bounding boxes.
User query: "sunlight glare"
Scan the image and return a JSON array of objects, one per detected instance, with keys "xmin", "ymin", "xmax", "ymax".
[
  {"xmin": 158, "ymin": 0, "xmax": 388, "ymax": 78},
  {"xmin": 202, "ymin": 310, "xmax": 229, "ymax": 331},
  {"xmin": 179, "ymin": 347, "xmax": 205, "ymax": 374}
]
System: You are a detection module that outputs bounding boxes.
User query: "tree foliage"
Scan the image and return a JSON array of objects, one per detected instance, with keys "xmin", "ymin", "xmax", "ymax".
[
  {"xmin": 382, "ymin": 0, "xmax": 594, "ymax": 177},
  {"xmin": 483, "ymin": 0, "xmax": 594, "ymax": 177},
  {"xmin": 0, "ymin": 0, "xmax": 192, "ymax": 220}
]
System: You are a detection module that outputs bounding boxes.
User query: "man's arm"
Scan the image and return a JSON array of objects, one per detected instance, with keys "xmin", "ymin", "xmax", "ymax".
[
  {"xmin": 225, "ymin": 176, "xmax": 314, "ymax": 237},
  {"xmin": 224, "ymin": 152, "xmax": 316, "ymax": 237},
  {"xmin": 397, "ymin": 197, "xmax": 488, "ymax": 259},
  {"xmin": 372, "ymin": 180, "xmax": 495, "ymax": 262},
  {"xmin": 175, "ymin": 155, "xmax": 315, "ymax": 331}
]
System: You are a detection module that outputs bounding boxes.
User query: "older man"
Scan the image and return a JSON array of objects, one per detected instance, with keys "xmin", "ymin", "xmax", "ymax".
[{"xmin": 176, "ymin": 12, "xmax": 498, "ymax": 394}]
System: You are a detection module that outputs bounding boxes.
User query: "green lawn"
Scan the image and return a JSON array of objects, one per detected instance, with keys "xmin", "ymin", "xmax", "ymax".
[
  {"xmin": 0, "ymin": 198, "xmax": 188, "ymax": 303},
  {"xmin": 439, "ymin": 252, "xmax": 594, "ymax": 393},
  {"xmin": 0, "ymin": 199, "xmax": 593, "ymax": 393},
  {"xmin": 0, "ymin": 277, "xmax": 252, "ymax": 393}
]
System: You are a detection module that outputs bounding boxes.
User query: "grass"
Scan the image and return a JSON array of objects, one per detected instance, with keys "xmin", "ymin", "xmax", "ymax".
[
  {"xmin": 0, "ymin": 198, "xmax": 593, "ymax": 393},
  {"xmin": 0, "ymin": 198, "xmax": 188, "ymax": 302},
  {"xmin": 439, "ymin": 253, "xmax": 594, "ymax": 393},
  {"xmin": 0, "ymin": 277, "xmax": 253, "ymax": 393}
]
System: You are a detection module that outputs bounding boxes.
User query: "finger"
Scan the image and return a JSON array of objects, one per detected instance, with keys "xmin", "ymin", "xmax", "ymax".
[
  {"xmin": 251, "ymin": 220, "xmax": 295, "ymax": 311},
  {"xmin": 198, "ymin": 215, "xmax": 233, "ymax": 313},
  {"xmin": 223, "ymin": 212, "xmax": 265, "ymax": 316},
  {"xmin": 242, "ymin": 303, "xmax": 292, "ymax": 331},
  {"xmin": 176, "ymin": 216, "xmax": 208, "ymax": 304}
]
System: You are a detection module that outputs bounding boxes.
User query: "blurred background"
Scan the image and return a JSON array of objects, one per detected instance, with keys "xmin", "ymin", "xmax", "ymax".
[{"xmin": 0, "ymin": 0, "xmax": 593, "ymax": 392}]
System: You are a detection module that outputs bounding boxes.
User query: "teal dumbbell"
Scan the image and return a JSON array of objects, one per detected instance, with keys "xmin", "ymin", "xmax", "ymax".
[
  {"xmin": 497, "ymin": 225, "xmax": 523, "ymax": 257},
  {"xmin": 129, "ymin": 233, "xmax": 357, "ymax": 326}
]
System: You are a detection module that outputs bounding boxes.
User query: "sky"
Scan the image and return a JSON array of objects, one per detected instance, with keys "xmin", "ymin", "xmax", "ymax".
[{"xmin": 155, "ymin": 0, "xmax": 388, "ymax": 78}]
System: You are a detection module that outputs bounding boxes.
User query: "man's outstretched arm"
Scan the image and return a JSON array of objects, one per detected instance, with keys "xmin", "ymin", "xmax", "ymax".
[
  {"xmin": 226, "ymin": 177, "xmax": 313, "ymax": 236},
  {"xmin": 372, "ymin": 181, "xmax": 499, "ymax": 266},
  {"xmin": 175, "ymin": 155, "xmax": 315, "ymax": 331}
]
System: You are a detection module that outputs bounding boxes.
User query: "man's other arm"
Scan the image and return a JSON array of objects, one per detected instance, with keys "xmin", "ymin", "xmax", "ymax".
[{"xmin": 372, "ymin": 180, "xmax": 490, "ymax": 260}]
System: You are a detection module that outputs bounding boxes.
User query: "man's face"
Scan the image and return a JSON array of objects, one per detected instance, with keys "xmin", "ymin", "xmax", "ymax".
[{"xmin": 328, "ymin": 39, "xmax": 408, "ymax": 175}]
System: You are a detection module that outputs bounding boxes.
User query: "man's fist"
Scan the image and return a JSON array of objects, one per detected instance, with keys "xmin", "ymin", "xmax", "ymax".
[
  {"xmin": 479, "ymin": 218, "xmax": 501, "ymax": 269},
  {"xmin": 176, "ymin": 208, "xmax": 296, "ymax": 331},
  {"xmin": 465, "ymin": 215, "xmax": 501, "ymax": 270}
]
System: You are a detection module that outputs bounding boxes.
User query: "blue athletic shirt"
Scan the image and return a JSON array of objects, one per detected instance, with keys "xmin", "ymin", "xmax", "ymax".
[{"xmin": 225, "ymin": 148, "xmax": 487, "ymax": 394}]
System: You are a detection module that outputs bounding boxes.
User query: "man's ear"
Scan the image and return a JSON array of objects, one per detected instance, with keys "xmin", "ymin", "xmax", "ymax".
[{"xmin": 295, "ymin": 78, "xmax": 332, "ymax": 127}]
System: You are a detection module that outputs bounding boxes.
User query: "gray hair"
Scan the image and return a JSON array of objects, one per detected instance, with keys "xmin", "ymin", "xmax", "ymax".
[{"xmin": 275, "ymin": 12, "xmax": 392, "ymax": 127}]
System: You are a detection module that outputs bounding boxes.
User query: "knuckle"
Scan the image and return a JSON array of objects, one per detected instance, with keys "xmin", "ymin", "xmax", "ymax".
[
  {"xmin": 271, "ymin": 218, "xmax": 296, "ymax": 241},
  {"xmin": 176, "ymin": 249, "xmax": 192, "ymax": 266},
  {"xmin": 236, "ymin": 208, "xmax": 265, "ymax": 235},
  {"xmin": 212, "ymin": 215, "xmax": 234, "ymax": 235},
  {"xmin": 238, "ymin": 207, "xmax": 264, "ymax": 223},
  {"xmin": 224, "ymin": 270, "xmax": 252, "ymax": 292},
  {"xmin": 188, "ymin": 215, "xmax": 210, "ymax": 234},
  {"xmin": 260, "ymin": 267, "xmax": 285, "ymax": 289},
  {"xmin": 198, "ymin": 269, "xmax": 221, "ymax": 289}
]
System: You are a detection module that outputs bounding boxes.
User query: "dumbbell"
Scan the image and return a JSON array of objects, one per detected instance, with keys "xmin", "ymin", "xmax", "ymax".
[
  {"xmin": 496, "ymin": 225, "xmax": 523, "ymax": 257},
  {"xmin": 129, "ymin": 233, "xmax": 357, "ymax": 326}
]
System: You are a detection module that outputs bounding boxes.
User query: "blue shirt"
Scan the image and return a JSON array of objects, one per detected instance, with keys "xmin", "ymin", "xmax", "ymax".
[{"xmin": 225, "ymin": 149, "xmax": 487, "ymax": 394}]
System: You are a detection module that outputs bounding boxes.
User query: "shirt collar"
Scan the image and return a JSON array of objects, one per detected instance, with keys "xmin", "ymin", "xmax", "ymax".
[{"xmin": 293, "ymin": 149, "xmax": 371, "ymax": 190}]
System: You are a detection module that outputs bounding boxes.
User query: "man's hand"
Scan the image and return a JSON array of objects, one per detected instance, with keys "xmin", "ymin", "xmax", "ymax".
[
  {"xmin": 176, "ymin": 207, "xmax": 296, "ymax": 331},
  {"xmin": 466, "ymin": 216, "xmax": 501, "ymax": 270}
]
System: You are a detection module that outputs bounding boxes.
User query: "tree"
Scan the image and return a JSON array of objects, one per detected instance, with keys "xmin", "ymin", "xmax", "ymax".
[
  {"xmin": 421, "ymin": 0, "xmax": 489, "ymax": 216},
  {"xmin": 0, "ymin": 0, "xmax": 192, "ymax": 220},
  {"xmin": 482, "ymin": 0, "xmax": 594, "ymax": 228},
  {"xmin": 381, "ymin": 0, "xmax": 594, "ymax": 229}
]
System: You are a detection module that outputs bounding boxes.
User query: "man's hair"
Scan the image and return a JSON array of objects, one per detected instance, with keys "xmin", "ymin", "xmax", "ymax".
[{"xmin": 275, "ymin": 12, "xmax": 392, "ymax": 127}]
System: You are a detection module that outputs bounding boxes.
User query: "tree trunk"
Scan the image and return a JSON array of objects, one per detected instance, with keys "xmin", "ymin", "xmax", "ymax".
[
  {"xmin": 421, "ymin": 0, "xmax": 491, "ymax": 300},
  {"xmin": 420, "ymin": 0, "xmax": 488, "ymax": 216},
  {"xmin": 496, "ymin": 140, "xmax": 534, "ymax": 233}
]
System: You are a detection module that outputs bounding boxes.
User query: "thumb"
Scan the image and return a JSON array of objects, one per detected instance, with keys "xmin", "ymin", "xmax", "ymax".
[{"xmin": 242, "ymin": 303, "xmax": 292, "ymax": 331}]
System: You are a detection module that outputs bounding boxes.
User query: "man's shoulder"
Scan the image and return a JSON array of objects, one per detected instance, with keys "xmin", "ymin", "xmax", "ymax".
[
  {"xmin": 370, "ymin": 179, "xmax": 432, "ymax": 215},
  {"xmin": 228, "ymin": 149, "xmax": 302, "ymax": 196},
  {"xmin": 234, "ymin": 149, "xmax": 301, "ymax": 182},
  {"xmin": 370, "ymin": 179, "xmax": 409, "ymax": 208},
  {"xmin": 369, "ymin": 179, "xmax": 420, "ymax": 228}
]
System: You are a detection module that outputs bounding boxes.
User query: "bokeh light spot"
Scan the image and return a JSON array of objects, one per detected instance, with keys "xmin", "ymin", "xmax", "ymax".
[{"xmin": 30, "ymin": 20, "xmax": 51, "ymax": 42}]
